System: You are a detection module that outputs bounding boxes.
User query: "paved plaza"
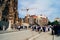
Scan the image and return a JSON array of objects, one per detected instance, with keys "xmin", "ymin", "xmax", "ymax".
[
  {"xmin": 0, "ymin": 30, "xmax": 38, "ymax": 40},
  {"xmin": 0, "ymin": 30, "xmax": 60, "ymax": 40},
  {"xmin": 33, "ymin": 31, "xmax": 53, "ymax": 40},
  {"xmin": 54, "ymin": 35, "xmax": 60, "ymax": 40}
]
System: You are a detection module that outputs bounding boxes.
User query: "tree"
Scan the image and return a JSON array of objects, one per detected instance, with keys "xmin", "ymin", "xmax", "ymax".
[
  {"xmin": 51, "ymin": 21, "xmax": 59, "ymax": 25},
  {"xmin": 48, "ymin": 21, "xmax": 52, "ymax": 25}
]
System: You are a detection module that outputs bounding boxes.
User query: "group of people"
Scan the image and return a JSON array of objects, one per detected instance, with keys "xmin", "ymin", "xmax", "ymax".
[
  {"xmin": 11, "ymin": 24, "xmax": 27, "ymax": 31},
  {"xmin": 30, "ymin": 24, "xmax": 60, "ymax": 35},
  {"xmin": 11, "ymin": 24, "xmax": 52, "ymax": 33},
  {"xmin": 17, "ymin": 26, "xmax": 27, "ymax": 30},
  {"xmin": 29, "ymin": 25, "xmax": 51, "ymax": 32},
  {"xmin": 52, "ymin": 25, "xmax": 60, "ymax": 35}
]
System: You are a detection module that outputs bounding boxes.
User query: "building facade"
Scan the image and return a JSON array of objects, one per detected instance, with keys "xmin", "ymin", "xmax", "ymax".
[
  {"xmin": 24, "ymin": 14, "xmax": 48, "ymax": 26},
  {"xmin": 36, "ymin": 14, "xmax": 48, "ymax": 26},
  {"xmin": 0, "ymin": 0, "xmax": 18, "ymax": 24},
  {"xmin": 55, "ymin": 18, "xmax": 60, "ymax": 22},
  {"xmin": 0, "ymin": 0, "xmax": 18, "ymax": 30},
  {"xmin": 29, "ymin": 15, "xmax": 37, "ymax": 25}
]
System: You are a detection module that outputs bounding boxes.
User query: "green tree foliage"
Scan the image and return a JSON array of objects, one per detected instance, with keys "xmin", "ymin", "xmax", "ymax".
[
  {"xmin": 52, "ymin": 21, "xmax": 59, "ymax": 25},
  {"xmin": 48, "ymin": 21, "xmax": 52, "ymax": 25},
  {"xmin": 48, "ymin": 21, "xmax": 59, "ymax": 26}
]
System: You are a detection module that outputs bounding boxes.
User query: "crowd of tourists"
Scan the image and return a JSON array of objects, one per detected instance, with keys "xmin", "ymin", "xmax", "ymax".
[
  {"xmin": 1, "ymin": 23, "xmax": 60, "ymax": 35},
  {"xmin": 12, "ymin": 24, "xmax": 51, "ymax": 33},
  {"xmin": 29, "ymin": 25, "xmax": 51, "ymax": 33}
]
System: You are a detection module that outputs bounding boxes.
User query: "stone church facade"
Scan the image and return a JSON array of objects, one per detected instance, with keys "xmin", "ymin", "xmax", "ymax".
[{"xmin": 0, "ymin": 0, "xmax": 18, "ymax": 24}]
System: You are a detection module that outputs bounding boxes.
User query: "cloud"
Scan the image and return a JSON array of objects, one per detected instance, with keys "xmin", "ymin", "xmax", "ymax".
[{"xmin": 18, "ymin": 0, "xmax": 60, "ymax": 21}]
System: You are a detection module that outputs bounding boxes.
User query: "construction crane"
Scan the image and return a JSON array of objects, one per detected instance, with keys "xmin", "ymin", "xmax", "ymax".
[
  {"xmin": 20, "ymin": 8, "xmax": 45, "ymax": 16},
  {"xmin": 20, "ymin": 8, "xmax": 37, "ymax": 23},
  {"xmin": 21, "ymin": 8, "xmax": 37, "ymax": 16},
  {"xmin": 21, "ymin": 8, "xmax": 36, "ymax": 11}
]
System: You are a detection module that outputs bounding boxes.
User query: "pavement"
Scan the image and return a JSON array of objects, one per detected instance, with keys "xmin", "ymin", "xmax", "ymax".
[
  {"xmin": 28, "ymin": 28, "xmax": 53, "ymax": 40},
  {"xmin": 0, "ymin": 30, "xmax": 38, "ymax": 40},
  {"xmin": 54, "ymin": 35, "xmax": 60, "ymax": 40},
  {"xmin": 0, "ymin": 29, "xmax": 60, "ymax": 40},
  {"xmin": 33, "ymin": 31, "xmax": 53, "ymax": 40}
]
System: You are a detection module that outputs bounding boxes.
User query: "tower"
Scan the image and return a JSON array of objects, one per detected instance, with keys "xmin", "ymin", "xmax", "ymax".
[
  {"xmin": 0, "ymin": 0, "xmax": 18, "ymax": 30},
  {"xmin": 7, "ymin": 0, "xmax": 18, "ymax": 30}
]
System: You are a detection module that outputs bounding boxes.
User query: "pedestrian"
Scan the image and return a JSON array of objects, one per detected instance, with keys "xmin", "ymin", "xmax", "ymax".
[
  {"xmin": 32, "ymin": 25, "xmax": 34, "ymax": 31},
  {"xmin": 18, "ymin": 25, "xmax": 20, "ymax": 31},
  {"xmin": 40, "ymin": 27, "xmax": 43, "ymax": 32},
  {"xmin": 48, "ymin": 26, "xmax": 50, "ymax": 31},
  {"xmin": 25, "ymin": 26, "xmax": 27, "ymax": 29},
  {"xmin": 42, "ymin": 26, "xmax": 46, "ymax": 32},
  {"xmin": 37, "ymin": 26, "xmax": 41, "ymax": 31}
]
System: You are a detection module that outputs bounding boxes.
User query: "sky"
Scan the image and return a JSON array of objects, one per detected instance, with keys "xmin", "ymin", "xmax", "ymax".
[{"xmin": 18, "ymin": 0, "xmax": 60, "ymax": 22}]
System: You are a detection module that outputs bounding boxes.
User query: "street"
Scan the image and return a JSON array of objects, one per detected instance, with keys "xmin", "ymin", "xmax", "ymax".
[
  {"xmin": 0, "ymin": 30, "xmax": 38, "ymax": 40},
  {"xmin": 54, "ymin": 35, "xmax": 60, "ymax": 40},
  {"xmin": 0, "ymin": 30, "xmax": 60, "ymax": 40},
  {"xmin": 32, "ymin": 31, "xmax": 53, "ymax": 40}
]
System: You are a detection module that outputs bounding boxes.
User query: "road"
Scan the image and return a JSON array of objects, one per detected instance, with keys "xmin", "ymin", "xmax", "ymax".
[
  {"xmin": 0, "ymin": 30, "xmax": 60, "ymax": 40},
  {"xmin": 0, "ymin": 30, "xmax": 38, "ymax": 40},
  {"xmin": 29, "ymin": 31, "xmax": 60, "ymax": 40},
  {"xmin": 54, "ymin": 35, "xmax": 60, "ymax": 40},
  {"xmin": 33, "ymin": 31, "xmax": 53, "ymax": 40}
]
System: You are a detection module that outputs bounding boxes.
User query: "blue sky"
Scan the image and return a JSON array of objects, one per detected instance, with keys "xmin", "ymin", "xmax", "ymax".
[{"xmin": 18, "ymin": 0, "xmax": 60, "ymax": 22}]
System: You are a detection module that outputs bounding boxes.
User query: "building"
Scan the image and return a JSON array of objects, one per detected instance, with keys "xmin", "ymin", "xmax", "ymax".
[
  {"xmin": 36, "ymin": 14, "xmax": 48, "ymax": 26},
  {"xmin": 55, "ymin": 18, "xmax": 60, "ymax": 22},
  {"xmin": 0, "ymin": 0, "xmax": 18, "ymax": 30},
  {"xmin": 0, "ymin": 0, "xmax": 18, "ymax": 23},
  {"xmin": 24, "ymin": 14, "xmax": 48, "ymax": 26},
  {"xmin": 24, "ymin": 14, "xmax": 37, "ymax": 25},
  {"xmin": 29, "ymin": 15, "xmax": 37, "ymax": 25},
  {"xmin": 18, "ymin": 18, "xmax": 23, "ymax": 26},
  {"xmin": 24, "ymin": 14, "xmax": 30, "ymax": 23}
]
